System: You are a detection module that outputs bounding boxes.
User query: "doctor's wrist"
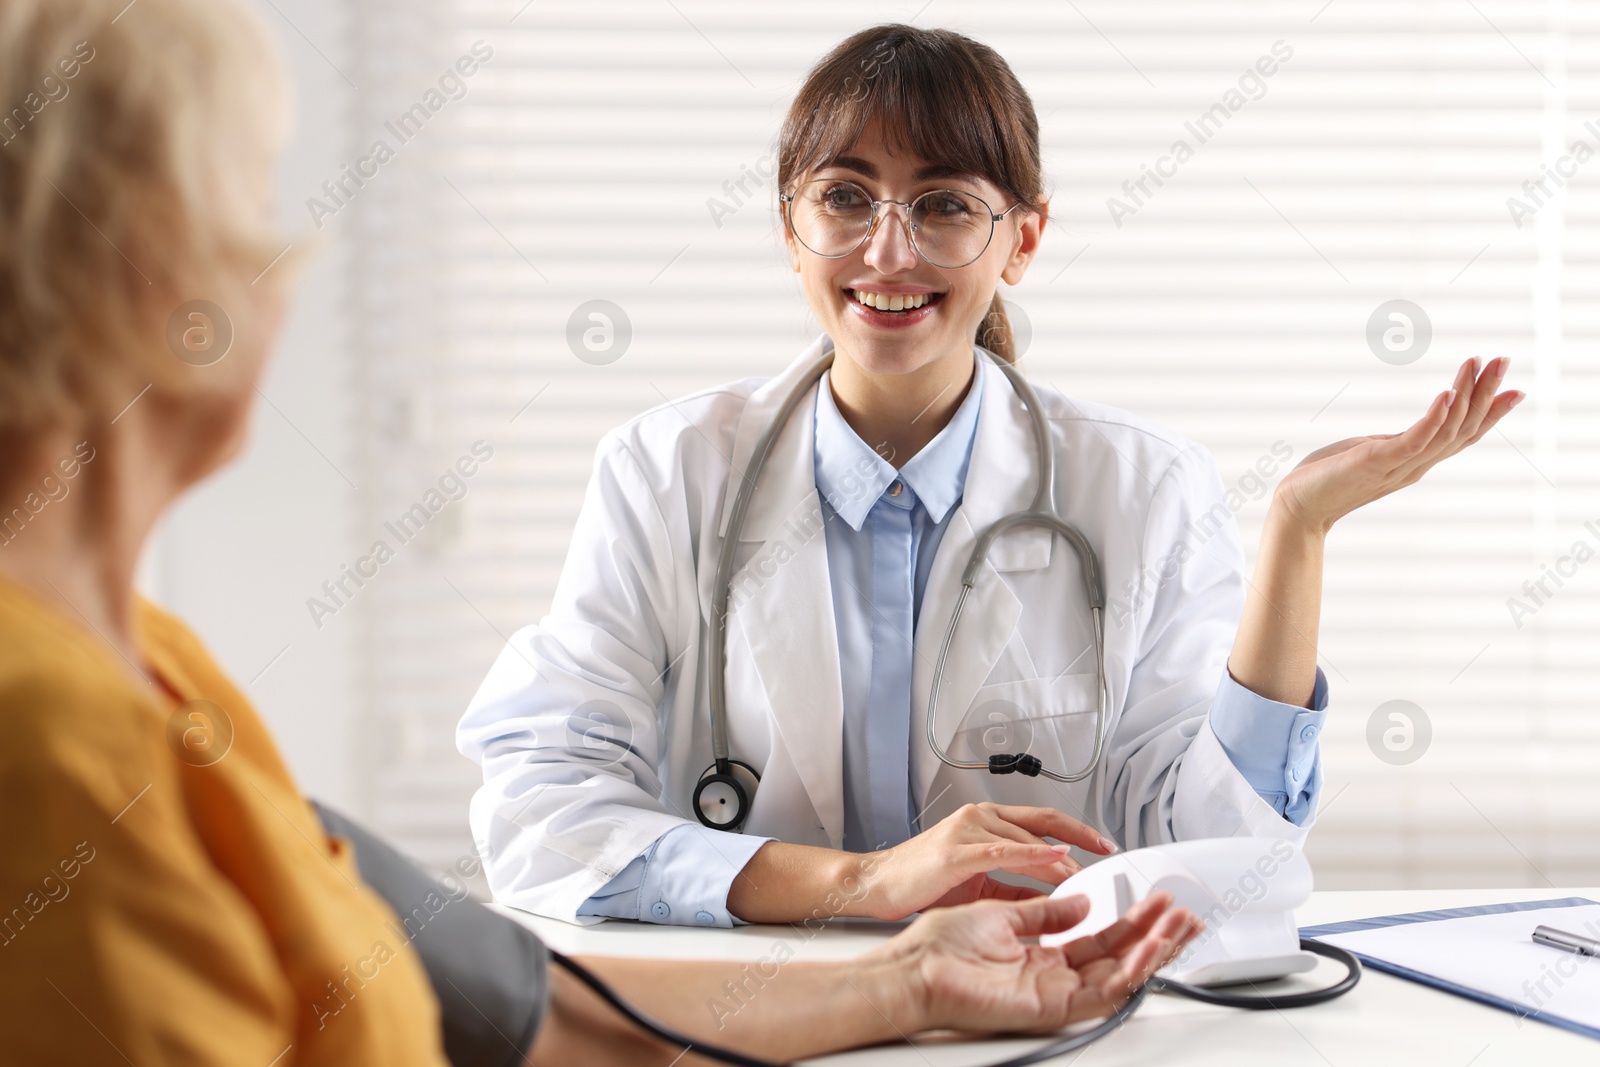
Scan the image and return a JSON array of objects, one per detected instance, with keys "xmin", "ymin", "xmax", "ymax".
[
  {"xmin": 727, "ymin": 842, "xmax": 878, "ymax": 923},
  {"xmin": 1265, "ymin": 489, "xmax": 1335, "ymax": 541}
]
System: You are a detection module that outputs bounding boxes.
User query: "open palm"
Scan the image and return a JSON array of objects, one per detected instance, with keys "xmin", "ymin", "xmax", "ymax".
[
  {"xmin": 865, "ymin": 891, "xmax": 1200, "ymax": 1037},
  {"xmin": 1275, "ymin": 357, "xmax": 1522, "ymax": 533}
]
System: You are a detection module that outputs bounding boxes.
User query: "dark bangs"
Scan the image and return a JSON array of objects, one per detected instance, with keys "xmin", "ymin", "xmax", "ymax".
[{"xmin": 776, "ymin": 24, "xmax": 1043, "ymax": 211}]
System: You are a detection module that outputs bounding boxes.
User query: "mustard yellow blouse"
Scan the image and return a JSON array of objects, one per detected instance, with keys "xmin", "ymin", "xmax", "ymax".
[{"xmin": 0, "ymin": 578, "xmax": 450, "ymax": 1066}]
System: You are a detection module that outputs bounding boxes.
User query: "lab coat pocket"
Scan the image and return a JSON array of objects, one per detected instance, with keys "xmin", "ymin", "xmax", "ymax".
[{"xmin": 945, "ymin": 672, "xmax": 1101, "ymax": 775}]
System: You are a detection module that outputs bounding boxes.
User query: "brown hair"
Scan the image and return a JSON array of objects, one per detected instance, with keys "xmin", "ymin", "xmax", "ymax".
[{"xmin": 777, "ymin": 24, "xmax": 1043, "ymax": 363}]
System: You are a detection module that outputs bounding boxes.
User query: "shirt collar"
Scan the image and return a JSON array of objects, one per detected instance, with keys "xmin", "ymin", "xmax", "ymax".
[{"xmin": 813, "ymin": 352, "xmax": 985, "ymax": 531}]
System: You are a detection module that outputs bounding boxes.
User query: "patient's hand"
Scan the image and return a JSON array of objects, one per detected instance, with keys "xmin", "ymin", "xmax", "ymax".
[{"xmin": 865, "ymin": 890, "xmax": 1201, "ymax": 1037}]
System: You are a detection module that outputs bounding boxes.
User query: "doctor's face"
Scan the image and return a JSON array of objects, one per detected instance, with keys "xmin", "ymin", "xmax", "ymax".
[{"xmin": 784, "ymin": 121, "xmax": 1046, "ymax": 380}]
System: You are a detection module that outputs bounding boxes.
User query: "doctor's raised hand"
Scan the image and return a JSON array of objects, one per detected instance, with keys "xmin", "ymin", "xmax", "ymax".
[{"xmin": 1226, "ymin": 357, "xmax": 1522, "ymax": 710}]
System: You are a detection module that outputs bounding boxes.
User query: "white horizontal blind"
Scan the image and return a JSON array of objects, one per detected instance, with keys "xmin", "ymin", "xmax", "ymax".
[{"xmin": 353, "ymin": 0, "xmax": 1600, "ymax": 889}]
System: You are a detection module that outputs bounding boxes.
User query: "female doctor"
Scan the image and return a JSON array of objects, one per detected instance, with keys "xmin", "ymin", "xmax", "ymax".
[{"xmin": 458, "ymin": 24, "xmax": 1520, "ymax": 927}]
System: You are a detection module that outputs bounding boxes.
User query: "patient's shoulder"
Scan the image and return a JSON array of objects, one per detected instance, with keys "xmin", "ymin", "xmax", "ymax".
[{"xmin": 0, "ymin": 584, "xmax": 164, "ymax": 805}]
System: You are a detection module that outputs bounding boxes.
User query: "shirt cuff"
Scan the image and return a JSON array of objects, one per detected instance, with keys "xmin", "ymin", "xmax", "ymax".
[
  {"xmin": 575, "ymin": 822, "xmax": 773, "ymax": 927},
  {"xmin": 1208, "ymin": 666, "xmax": 1329, "ymax": 827}
]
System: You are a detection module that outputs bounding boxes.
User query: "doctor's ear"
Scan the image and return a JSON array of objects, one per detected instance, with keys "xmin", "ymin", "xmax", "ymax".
[{"xmin": 999, "ymin": 197, "xmax": 1049, "ymax": 286}]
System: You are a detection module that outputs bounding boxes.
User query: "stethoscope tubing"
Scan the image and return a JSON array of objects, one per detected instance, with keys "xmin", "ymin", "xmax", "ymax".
[{"xmin": 700, "ymin": 345, "xmax": 1113, "ymax": 824}]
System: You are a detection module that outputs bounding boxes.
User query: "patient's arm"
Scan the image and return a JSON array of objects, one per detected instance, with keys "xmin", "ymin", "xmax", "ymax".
[
  {"xmin": 527, "ymin": 893, "xmax": 1198, "ymax": 1066},
  {"xmin": 317, "ymin": 801, "xmax": 1195, "ymax": 1066}
]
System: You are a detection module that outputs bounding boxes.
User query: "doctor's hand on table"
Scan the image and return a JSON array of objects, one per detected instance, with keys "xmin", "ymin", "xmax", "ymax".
[
  {"xmin": 537, "ymin": 891, "xmax": 1201, "ymax": 1065},
  {"xmin": 727, "ymin": 802, "xmax": 1116, "ymax": 924},
  {"xmin": 1228, "ymin": 357, "xmax": 1523, "ymax": 708}
]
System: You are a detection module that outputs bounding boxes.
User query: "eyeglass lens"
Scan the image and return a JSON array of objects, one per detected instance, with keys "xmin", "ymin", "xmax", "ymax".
[{"xmin": 787, "ymin": 179, "xmax": 994, "ymax": 268}]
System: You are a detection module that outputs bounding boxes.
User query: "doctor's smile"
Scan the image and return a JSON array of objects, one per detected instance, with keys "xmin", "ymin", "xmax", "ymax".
[{"xmin": 846, "ymin": 287, "xmax": 945, "ymax": 328}]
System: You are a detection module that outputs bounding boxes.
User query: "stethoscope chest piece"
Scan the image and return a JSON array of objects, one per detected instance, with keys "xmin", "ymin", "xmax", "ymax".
[{"xmin": 693, "ymin": 759, "xmax": 761, "ymax": 830}]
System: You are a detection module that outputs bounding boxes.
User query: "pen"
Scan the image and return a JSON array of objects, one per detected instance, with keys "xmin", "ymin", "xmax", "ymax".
[{"xmin": 1532, "ymin": 924, "xmax": 1600, "ymax": 957}]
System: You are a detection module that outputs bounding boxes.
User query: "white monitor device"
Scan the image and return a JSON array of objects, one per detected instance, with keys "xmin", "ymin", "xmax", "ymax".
[{"xmin": 1039, "ymin": 837, "xmax": 1318, "ymax": 987}]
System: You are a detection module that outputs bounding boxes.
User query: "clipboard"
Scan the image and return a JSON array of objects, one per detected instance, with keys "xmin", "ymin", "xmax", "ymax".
[{"xmin": 1301, "ymin": 897, "xmax": 1600, "ymax": 1041}]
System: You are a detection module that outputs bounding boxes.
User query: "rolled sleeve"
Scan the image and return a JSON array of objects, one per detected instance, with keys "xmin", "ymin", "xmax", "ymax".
[
  {"xmin": 576, "ymin": 823, "xmax": 772, "ymax": 927},
  {"xmin": 1208, "ymin": 667, "xmax": 1329, "ymax": 826}
]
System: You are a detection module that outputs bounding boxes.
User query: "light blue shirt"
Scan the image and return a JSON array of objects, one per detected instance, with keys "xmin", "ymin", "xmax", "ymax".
[
  {"xmin": 578, "ymin": 353, "xmax": 1329, "ymax": 924},
  {"xmin": 815, "ymin": 364, "xmax": 985, "ymax": 852}
]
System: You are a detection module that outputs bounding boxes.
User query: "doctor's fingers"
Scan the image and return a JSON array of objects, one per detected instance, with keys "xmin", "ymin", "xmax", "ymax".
[
  {"xmin": 976, "ymin": 803, "xmax": 1116, "ymax": 855},
  {"xmin": 1390, "ymin": 386, "xmax": 1518, "ymax": 488},
  {"xmin": 956, "ymin": 840, "xmax": 1081, "ymax": 879},
  {"xmin": 1428, "ymin": 360, "xmax": 1519, "ymax": 459},
  {"xmin": 976, "ymin": 877, "xmax": 1050, "ymax": 904},
  {"xmin": 1376, "ymin": 387, "xmax": 1456, "ymax": 474},
  {"xmin": 1447, "ymin": 358, "xmax": 1514, "ymax": 443},
  {"xmin": 1451, "ymin": 358, "xmax": 1507, "ymax": 436},
  {"xmin": 951, "ymin": 817, "xmax": 1085, "ymax": 877},
  {"xmin": 1429, "ymin": 358, "xmax": 1493, "ymax": 447},
  {"xmin": 1458, "ymin": 388, "xmax": 1522, "ymax": 448},
  {"xmin": 1005, "ymin": 858, "xmax": 1082, "ymax": 886},
  {"xmin": 1396, "ymin": 361, "xmax": 1516, "ymax": 477},
  {"xmin": 1409, "ymin": 358, "xmax": 1513, "ymax": 464},
  {"xmin": 1346, "ymin": 389, "xmax": 1463, "ymax": 495}
]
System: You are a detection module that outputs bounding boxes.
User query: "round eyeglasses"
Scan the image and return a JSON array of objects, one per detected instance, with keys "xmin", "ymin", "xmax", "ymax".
[{"xmin": 779, "ymin": 178, "xmax": 1024, "ymax": 269}]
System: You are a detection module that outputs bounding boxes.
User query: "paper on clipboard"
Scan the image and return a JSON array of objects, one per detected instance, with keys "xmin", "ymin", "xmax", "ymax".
[{"xmin": 1302, "ymin": 898, "xmax": 1600, "ymax": 1041}]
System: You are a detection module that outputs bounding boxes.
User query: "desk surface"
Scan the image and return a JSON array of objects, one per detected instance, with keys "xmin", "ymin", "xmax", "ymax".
[{"xmin": 494, "ymin": 887, "xmax": 1600, "ymax": 1066}]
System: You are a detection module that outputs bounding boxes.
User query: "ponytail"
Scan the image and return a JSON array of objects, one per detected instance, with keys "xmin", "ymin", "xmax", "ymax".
[{"xmin": 976, "ymin": 293, "xmax": 1018, "ymax": 364}]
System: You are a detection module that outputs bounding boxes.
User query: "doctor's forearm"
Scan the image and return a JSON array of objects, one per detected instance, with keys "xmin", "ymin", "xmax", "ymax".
[
  {"xmin": 726, "ymin": 841, "xmax": 868, "ymax": 923},
  {"xmin": 1226, "ymin": 498, "xmax": 1325, "ymax": 708}
]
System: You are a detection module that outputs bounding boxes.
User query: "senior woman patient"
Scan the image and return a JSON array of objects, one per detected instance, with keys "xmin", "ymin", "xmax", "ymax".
[{"xmin": 0, "ymin": 1, "xmax": 1198, "ymax": 1064}]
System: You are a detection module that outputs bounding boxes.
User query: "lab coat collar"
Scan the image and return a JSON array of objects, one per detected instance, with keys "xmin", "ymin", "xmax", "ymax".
[
  {"xmin": 715, "ymin": 334, "xmax": 831, "ymax": 543},
  {"xmin": 718, "ymin": 335, "xmax": 1052, "ymax": 575},
  {"xmin": 714, "ymin": 336, "xmax": 844, "ymax": 843},
  {"xmin": 955, "ymin": 347, "xmax": 1057, "ymax": 574}
]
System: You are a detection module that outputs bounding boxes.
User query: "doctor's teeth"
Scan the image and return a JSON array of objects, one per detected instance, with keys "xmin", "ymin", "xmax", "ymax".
[{"xmin": 854, "ymin": 289, "xmax": 931, "ymax": 311}]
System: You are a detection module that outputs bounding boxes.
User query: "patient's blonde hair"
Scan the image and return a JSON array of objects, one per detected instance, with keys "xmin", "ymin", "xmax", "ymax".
[{"xmin": 0, "ymin": 0, "xmax": 290, "ymax": 430}]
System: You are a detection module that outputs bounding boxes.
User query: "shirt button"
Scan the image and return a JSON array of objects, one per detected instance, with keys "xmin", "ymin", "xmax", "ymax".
[
  {"xmin": 650, "ymin": 901, "xmax": 670, "ymax": 921},
  {"xmin": 1300, "ymin": 725, "xmax": 1319, "ymax": 742},
  {"xmin": 888, "ymin": 480, "xmax": 904, "ymax": 497},
  {"xmin": 695, "ymin": 910, "xmax": 716, "ymax": 926},
  {"xmin": 1289, "ymin": 766, "xmax": 1302, "ymax": 783}
]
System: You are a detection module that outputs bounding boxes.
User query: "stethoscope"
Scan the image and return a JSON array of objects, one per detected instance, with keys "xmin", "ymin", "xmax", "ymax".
[{"xmin": 694, "ymin": 344, "xmax": 1113, "ymax": 831}]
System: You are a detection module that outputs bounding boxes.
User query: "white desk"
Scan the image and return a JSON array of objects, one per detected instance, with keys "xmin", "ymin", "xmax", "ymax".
[{"xmin": 495, "ymin": 886, "xmax": 1600, "ymax": 1065}]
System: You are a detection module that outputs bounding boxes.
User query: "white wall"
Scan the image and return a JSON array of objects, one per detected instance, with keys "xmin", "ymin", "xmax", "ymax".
[{"xmin": 143, "ymin": 0, "xmax": 365, "ymax": 814}]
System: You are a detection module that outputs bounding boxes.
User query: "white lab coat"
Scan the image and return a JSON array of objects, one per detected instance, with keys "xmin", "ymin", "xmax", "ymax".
[{"xmin": 458, "ymin": 335, "xmax": 1312, "ymax": 924}]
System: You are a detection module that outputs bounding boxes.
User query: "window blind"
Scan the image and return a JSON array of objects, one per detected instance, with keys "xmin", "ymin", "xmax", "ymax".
[{"xmin": 349, "ymin": 0, "xmax": 1600, "ymax": 890}]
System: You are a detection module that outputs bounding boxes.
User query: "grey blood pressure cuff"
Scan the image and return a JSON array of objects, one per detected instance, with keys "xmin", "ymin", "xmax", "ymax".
[{"xmin": 311, "ymin": 801, "xmax": 549, "ymax": 1067}]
